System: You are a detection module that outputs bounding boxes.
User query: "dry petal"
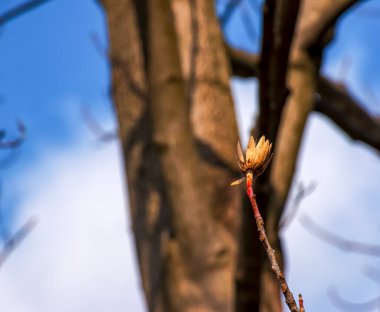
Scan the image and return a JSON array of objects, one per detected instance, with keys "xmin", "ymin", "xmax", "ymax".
[
  {"xmin": 237, "ymin": 141, "xmax": 244, "ymax": 163},
  {"xmin": 230, "ymin": 177, "xmax": 246, "ymax": 186},
  {"xmin": 246, "ymin": 136, "xmax": 255, "ymax": 165}
]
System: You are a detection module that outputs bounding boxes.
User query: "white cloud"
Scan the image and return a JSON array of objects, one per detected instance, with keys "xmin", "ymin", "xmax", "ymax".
[{"xmin": 0, "ymin": 139, "xmax": 146, "ymax": 312}]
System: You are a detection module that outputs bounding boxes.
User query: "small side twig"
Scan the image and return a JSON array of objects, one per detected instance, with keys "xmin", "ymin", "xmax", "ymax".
[
  {"xmin": 0, "ymin": 0, "xmax": 51, "ymax": 27},
  {"xmin": 300, "ymin": 213, "xmax": 380, "ymax": 256},
  {"xmin": 0, "ymin": 217, "xmax": 38, "ymax": 267},
  {"xmin": 279, "ymin": 181, "xmax": 316, "ymax": 230},
  {"xmin": 0, "ymin": 120, "xmax": 26, "ymax": 148},
  {"xmin": 232, "ymin": 136, "xmax": 304, "ymax": 312},
  {"xmin": 246, "ymin": 171, "xmax": 302, "ymax": 312},
  {"xmin": 328, "ymin": 286, "xmax": 380, "ymax": 311},
  {"xmin": 81, "ymin": 107, "xmax": 117, "ymax": 142},
  {"xmin": 299, "ymin": 294, "xmax": 305, "ymax": 312}
]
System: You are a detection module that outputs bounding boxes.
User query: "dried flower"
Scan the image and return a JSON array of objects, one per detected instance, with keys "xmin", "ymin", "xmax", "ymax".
[{"xmin": 231, "ymin": 135, "xmax": 273, "ymax": 186}]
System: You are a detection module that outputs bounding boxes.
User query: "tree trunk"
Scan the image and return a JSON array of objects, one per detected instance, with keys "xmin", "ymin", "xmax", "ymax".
[
  {"xmin": 101, "ymin": 0, "xmax": 242, "ymax": 311},
  {"xmin": 100, "ymin": 0, "xmax": 357, "ymax": 311}
]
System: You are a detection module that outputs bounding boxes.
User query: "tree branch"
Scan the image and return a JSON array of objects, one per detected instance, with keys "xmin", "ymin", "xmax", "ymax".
[
  {"xmin": 0, "ymin": 0, "xmax": 51, "ymax": 27},
  {"xmin": 246, "ymin": 172, "xmax": 303, "ymax": 312},
  {"xmin": 219, "ymin": 0, "xmax": 242, "ymax": 26},
  {"xmin": 226, "ymin": 44, "xmax": 259, "ymax": 77},
  {"xmin": 0, "ymin": 121, "xmax": 26, "ymax": 149},
  {"xmin": 298, "ymin": 0, "xmax": 359, "ymax": 50},
  {"xmin": 0, "ymin": 217, "xmax": 38, "ymax": 267},
  {"xmin": 300, "ymin": 214, "xmax": 380, "ymax": 256},
  {"xmin": 328, "ymin": 286, "xmax": 380, "ymax": 311},
  {"xmin": 315, "ymin": 77, "xmax": 380, "ymax": 152},
  {"xmin": 226, "ymin": 46, "xmax": 380, "ymax": 153},
  {"xmin": 81, "ymin": 107, "xmax": 117, "ymax": 142},
  {"xmin": 258, "ymin": 0, "xmax": 302, "ymax": 142},
  {"xmin": 279, "ymin": 181, "xmax": 316, "ymax": 230}
]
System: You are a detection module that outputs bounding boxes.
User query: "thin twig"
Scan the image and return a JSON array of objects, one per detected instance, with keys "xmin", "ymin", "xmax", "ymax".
[
  {"xmin": 0, "ymin": 0, "xmax": 51, "ymax": 26},
  {"xmin": 279, "ymin": 181, "xmax": 316, "ymax": 230},
  {"xmin": 0, "ymin": 120, "xmax": 26, "ymax": 148},
  {"xmin": 0, "ymin": 217, "xmax": 38, "ymax": 267},
  {"xmin": 364, "ymin": 265, "xmax": 380, "ymax": 285},
  {"xmin": 81, "ymin": 107, "xmax": 117, "ymax": 142},
  {"xmin": 239, "ymin": 2, "xmax": 258, "ymax": 45},
  {"xmin": 300, "ymin": 214, "xmax": 380, "ymax": 256},
  {"xmin": 299, "ymin": 294, "xmax": 305, "ymax": 312},
  {"xmin": 328, "ymin": 286, "xmax": 380, "ymax": 311},
  {"xmin": 219, "ymin": 0, "xmax": 241, "ymax": 26},
  {"xmin": 246, "ymin": 171, "xmax": 303, "ymax": 312}
]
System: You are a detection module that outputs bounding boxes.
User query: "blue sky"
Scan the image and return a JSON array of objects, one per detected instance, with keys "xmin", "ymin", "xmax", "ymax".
[{"xmin": 0, "ymin": 1, "xmax": 379, "ymax": 311}]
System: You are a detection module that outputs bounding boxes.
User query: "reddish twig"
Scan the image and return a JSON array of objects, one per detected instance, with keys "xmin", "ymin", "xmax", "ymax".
[
  {"xmin": 232, "ymin": 136, "xmax": 304, "ymax": 311},
  {"xmin": 299, "ymin": 294, "xmax": 305, "ymax": 312},
  {"xmin": 246, "ymin": 171, "xmax": 302, "ymax": 312}
]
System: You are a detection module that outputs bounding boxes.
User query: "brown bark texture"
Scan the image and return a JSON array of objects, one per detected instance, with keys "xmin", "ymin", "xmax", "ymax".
[
  {"xmin": 102, "ymin": 0, "xmax": 241, "ymax": 311},
  {"xmin": 99, "ymin": 0, "xmax": 370, "ymax": 311}
]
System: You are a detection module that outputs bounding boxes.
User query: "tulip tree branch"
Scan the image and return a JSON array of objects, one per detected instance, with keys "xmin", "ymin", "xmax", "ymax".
[
  {"xmin": 246, "ymin": 171, "xmax": 302, "ymax": 312},
  {"xmin": 315, "ymin": 77, "xmax": 380, "ymax": 152},
  {"xmin": 225, "ymin": 45, "xmax": 380, "ymax": 153},
  {"xmin": 233, "ymin": 136, "xmax": 304, "ymax": 312},
  {"xmin": 298, "ymin": 0, "xmax": 358, "ymax": 50},
  {"xmin": 226, "ymin": 44, "xmax": 259, "ymax": 77},
  {"xmin": 258, "ymin": 0, "xmax": 302, "ymax": 142}
]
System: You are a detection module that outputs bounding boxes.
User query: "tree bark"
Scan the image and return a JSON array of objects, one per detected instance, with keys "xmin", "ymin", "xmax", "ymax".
[
  {"xmin": 264, "ymin": 2, "xmax": 357, "ymax": 311},
  {"xmin": 101, "ymin": 0, "xmax": 360, "ymax": 311},
  {"xmin": 102, "ymin": 0, "xmax": 242, "ymax": 311}
]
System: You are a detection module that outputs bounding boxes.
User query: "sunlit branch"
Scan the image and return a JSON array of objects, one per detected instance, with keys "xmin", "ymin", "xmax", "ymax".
[
  {"xmin": 225, "ymin": 45, "xmax": 380, "ymax": 153},
  {"xmin": 315, "ymin": 77, "xmax": 380, "ymax": 152},
  {"xmin": 298, "ymin": 1, "xmax": 359, "ymax": 49}
]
